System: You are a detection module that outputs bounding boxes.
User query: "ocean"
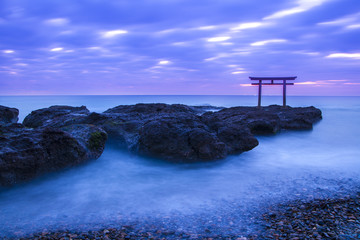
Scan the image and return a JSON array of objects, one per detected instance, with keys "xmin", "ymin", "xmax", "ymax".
[{"xmin": 1, "ymin": 95, "xmax": 360, "ymax": 237}]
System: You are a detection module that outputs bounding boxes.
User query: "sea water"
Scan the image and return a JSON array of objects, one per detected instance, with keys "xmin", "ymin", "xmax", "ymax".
[{"xmin": 0, "ymin": 95, "xmax": 360, "ymax": 237}]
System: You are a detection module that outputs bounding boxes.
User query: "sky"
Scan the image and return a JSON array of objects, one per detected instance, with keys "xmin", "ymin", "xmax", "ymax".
[{"xmin": 0, "ymin": 0, "xmax": 360, "ymax": 96}]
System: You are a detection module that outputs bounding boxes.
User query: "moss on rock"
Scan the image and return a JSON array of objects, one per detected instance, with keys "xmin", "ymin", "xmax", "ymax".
[{"xmin": 88, "ymin": 131, "xmax": 107, "ymax": 150}]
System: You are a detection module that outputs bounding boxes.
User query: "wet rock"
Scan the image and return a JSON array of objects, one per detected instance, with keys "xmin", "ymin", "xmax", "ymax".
[
  {"xmin": 202, "ymin": 105, "xmax": 322, "ymax": 134},
  {"xmin": 61, "ymin": 124, "xmax": 107, "ymax": 159},
  {"xmin": 0, "ymin": 105, "xmax": 19, "ymax": 125},
  {"xmin": 22, "ymin": 103, "xmax": 322, "ymax": 163},
  {"xmin": 23, "ymin": 105, "xmax": 90, "ymax": 128},
  {"xmin": 104, "ymin": 103, "xmax": 196, "ymax": 115},
  {"xmin": 137, "ymin": 114, "xmax": 227, "ymax": 161},
  {"xmin": 0, "ymin": 123, "xmax": 106, "ymax": 186},
  {"xmin": 216, "ymin": 124, "xmax": 258, "ymax": 154}
]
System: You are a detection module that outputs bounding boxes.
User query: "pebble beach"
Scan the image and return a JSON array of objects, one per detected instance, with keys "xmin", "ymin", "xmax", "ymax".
[{"xmin": 8, "ymin": 191, "xmax": 359, "ymax": 240}]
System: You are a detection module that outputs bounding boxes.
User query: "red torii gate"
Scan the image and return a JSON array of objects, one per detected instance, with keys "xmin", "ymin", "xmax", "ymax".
[{"xmin": 250, "ymin": 76, "xmax": 296, "ymax": 108}]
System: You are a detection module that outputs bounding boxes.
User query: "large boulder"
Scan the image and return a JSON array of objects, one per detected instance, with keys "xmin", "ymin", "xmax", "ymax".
[
  {"xmin": 137, "ymin": 113, "xmax": 227, "ymax": 162},
  {"xmin": 0, "ymin": 123, "xmax": 107, "ymax": 186},
  {"xmin": 23, "ymin": 105, "xmax": 90, "ymax": 128},
  {"xmin": 0, "ymin": 105, "xmax": 19, "ymax": 125}
]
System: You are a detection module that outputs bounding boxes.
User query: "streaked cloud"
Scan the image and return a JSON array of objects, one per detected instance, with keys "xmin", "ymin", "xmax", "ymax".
[
  {"xmin": 344, "ymin": 82, "xmax": 360, "ymax": 85},
  {"xmin": 318, "ymin": 12, "xmax": 360, "ymax": 26},
  {"xmin": 230, "ymin": 22, "xmax": 264, "ymax": 31},
  {"xmin": 101, "ymin": 29, "xmax": 128, "ymax": 38},
  {"xmin": 231, "ymin": 71, "xmax": 248, "ymax": 75},
  {"xmin": 44, "ymin": 18, "xmax": 69, "ymax": 26},
  {"xmin": 326, "ymin": 53, "xmax": 360, "ymax": 59},
  {"xmin": 194, "ymin": 26, "xmax": 217, "ymax": 30},
  {"xmin": 264, "ymin": 0, "xmax": 329, "ymax": 20},
  {"xmin": 3, "ymin": 50, "xmax": 15, "ymax": 54},
  {"xmin": 50, "ymin": 47, "xmax": 64, "ymax": 52},
  {"xmin": 296, "ymin": 81, "xmax": 318, "ymax": 85},
  {"xmin": 207, "ymin": 36, "xmax": 231, "ymax": 42},
  {"xmin": 250, "ymin": 39, "xmax": 287, "ymax": 46},
  {"xmin": 158, "ymin": 60, "xmax": 171, "ymax": 65},
  {"xmin": 346, "ymin": 24, "xmax": 360, "ymax": 29}
]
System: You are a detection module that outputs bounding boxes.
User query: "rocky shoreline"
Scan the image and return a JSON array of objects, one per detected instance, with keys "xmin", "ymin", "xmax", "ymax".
[{"xmin": 6, "ymin": 192, "xmax": 359, "ymax": 240}]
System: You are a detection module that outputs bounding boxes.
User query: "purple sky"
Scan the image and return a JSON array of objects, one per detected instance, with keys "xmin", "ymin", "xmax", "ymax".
[{"xmin": 1, "ymin": 0, "xmax": 360, "ymax": 96}]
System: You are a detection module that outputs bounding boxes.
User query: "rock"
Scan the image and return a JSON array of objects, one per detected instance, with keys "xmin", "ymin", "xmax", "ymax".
[
  {"xmin": 0, "ymin": 123, "xmax": 106, "ymax": 186},
  {"xmin": 216, "ymin": 124, "xmax": 259, "ymax": 154},
  {"xmin": 202, "ymin": 105, "xmax": 322, "ymax": 134},
  {"xmin": 23, "ymin": 105, "xmax": 90, "ymax": 128},
  {"xmin": 137, "ymin": 114, "xmax": 227, "ymax": 161},
  {"xmin": 22, "ymin": 103, "xmax": 322, "ymax": 163},
  {"xmin": 202, "ymin": 106, "xmax": 281, "ymax": 135},
  {"xmin": 0, "ymin": 105, "xmax": 19, "ymax": 125},
  {"xmin": 61, "ymin": 124, "xmax": 107, "ymax": 159},
  {"xmin": 104, "ymin": 103, "xmax": 195, "ymax": 115}
]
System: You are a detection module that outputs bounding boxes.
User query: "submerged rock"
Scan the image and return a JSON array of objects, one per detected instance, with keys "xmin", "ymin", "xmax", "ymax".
[
  {"xmin": 22, "ymin": 103, "xmax": 322, "ymax": 163},
  {"xmin": 0, "ymin": 105, "xmax": 19, "ymax": 125}
]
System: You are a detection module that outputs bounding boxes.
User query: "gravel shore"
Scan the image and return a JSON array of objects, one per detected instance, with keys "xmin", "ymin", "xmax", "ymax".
[
  {"xmin": 10, "ymin": 193, "xmax": 360, "ymax": 240},
  {"xmin": 257, "ymin": 193, "xmax": 360, "ymax": 239}
]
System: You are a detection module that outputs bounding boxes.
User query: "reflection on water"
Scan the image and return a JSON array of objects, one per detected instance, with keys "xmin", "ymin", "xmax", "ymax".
[{"xmin": 0, "ymin": 96, "xmax": 360, "ymax": 237}]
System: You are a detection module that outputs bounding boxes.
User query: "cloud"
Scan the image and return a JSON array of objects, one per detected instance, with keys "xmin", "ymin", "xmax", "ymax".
[
  {"xmin": 3, "ymin": 50, "xmax": 15, "ymax": 54},
  {"xmin": 195, "ymin": 26, "xmax": 217, "ymax": 30},
  {"xmin": 44, "ymin": 18, "xmax": 69, "ymax": 26},
  {"xmin": 318, "ymin": 11, "xmax": 360, "ymax": 31},
  {"xmin": 50, "ymin": 47, "xmax": 64, "ymax": 52},
  {"xmin": 264, "ymin": 0, "xmax": 329, "ymax": 20},
  {"xmin": 158, "ymin": 60, "xmax": 171, "ymax": 65},
  {"xmin": 231, "ymin": 71, "xmax": 248, "ymax": 74},
  {"xmin": 230, "ymin": 22, "xmax": 264, "ymax": 31},
  {"xmin": 296, "ymin": 81, "xmax": 318, "ymax": 85},
  {"xmin": 326, "ymin": 53, "xmax": 360, "ymax": 59},
  {"xmin": 346, "ymin": 24, "xmax": 360, "ymax": 29},
  {"xmin": 318, "ymin": 12, "xmax": 360, "ymax": 26},
  {"xmin": 101, "ymin": 29, "xmax": 128, "ymax": 38},
  {"xmin": 344, "ymin": 82, "xmax": 360, "ymax": 85},
  {"xmin": 207, "ymin": 36, "xmax": 231, "ymax": 42},
  {"xmin": 250, "ymin": 39, "xmax": 287, "ymax": 46}
]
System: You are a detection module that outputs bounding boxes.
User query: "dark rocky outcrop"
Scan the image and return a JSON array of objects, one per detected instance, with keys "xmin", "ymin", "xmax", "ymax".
[
  {"xmin": 137, "ymin": 113, "xmax": 227, "ymax": 161},
  {"xmin": 23, "ymin": 105, "xmax": 90, "ymax": 128},
  {"xmin": 0, "ymin": 123, "xmax": 106, "ymax": 186},
  {"xmin": 0, "ymin": 106, "xmax": 107, "ymax": 187},
  {"xmin": 21, "ymin": 103, "xmax": 322, "ymax": 163},
  {"xmin": 0, "ymin": 103, "xmax": 322, "ymax": 186},
  {"xmin": 202, "ymin": 105, "xmax": 322, "ymax": 135},
  {"xmin": 0, "ymin": 105, "xmax": 19, "ymax": 125}
]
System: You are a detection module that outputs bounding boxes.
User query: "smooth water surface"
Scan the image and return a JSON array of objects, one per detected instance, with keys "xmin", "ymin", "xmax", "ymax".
[{"xmin": 1, "ymin": 96, "xmax": 360, "ymax": 237}]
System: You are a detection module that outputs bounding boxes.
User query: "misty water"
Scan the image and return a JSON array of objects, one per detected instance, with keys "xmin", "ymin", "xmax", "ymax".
[{"xmin": 1, "ymin": 95, "xmax": 360, "ymax": 237}]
